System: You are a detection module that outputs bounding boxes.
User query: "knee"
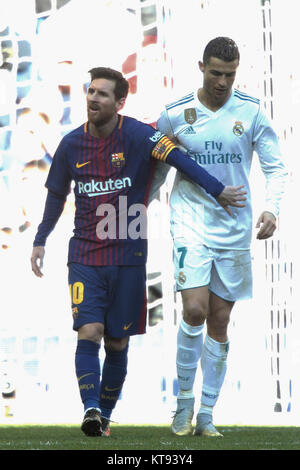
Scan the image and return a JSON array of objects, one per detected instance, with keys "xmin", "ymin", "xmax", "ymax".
[
  {"xmin": 206, "ymin": 310, "xmax": 230, "ymax": 341},
  {"xmin": 104, "ymin": 335, "xmax": 129, "ymax": 352},
  {"xmin": 78, "ymin": 322, "xmax": 104, "ymax": 344},
  {"xmin": 183, "ymin": 300, "xmax": 207, "ymax": 326}
]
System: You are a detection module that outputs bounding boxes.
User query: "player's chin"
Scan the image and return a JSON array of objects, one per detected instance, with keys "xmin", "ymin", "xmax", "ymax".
[
  {"xmin": 88, "ymin": 110, "xmax": 100, "ymax": 122},
  {"xmin": 214, "ymin": 89, "xmax": 229, "ymax": 102}
]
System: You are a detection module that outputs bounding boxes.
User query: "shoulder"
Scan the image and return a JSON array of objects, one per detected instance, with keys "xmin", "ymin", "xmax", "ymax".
[
  {"xmin": 121, "ymin": 115, "xmax": 158, "ymax": 134},
  {"xmin": 232, "ymin": 89, "xmax": 260, "ymax": 108},
  {"xmin": 121, "ymin": 115, "xmax": 164, "ymax": 142},
  {"xmin": 60, "ymin": 123, "xmax": 86, "ymax": 143},
  {"xmin": 161, "ymin": 91, "xmax": 195, "ymax": 126},
  {"xmin": 165, "ymin": 92, "xmax": 194, "ymax": 113},
  {"xmin": 121, "ymin": 115, "xmax": 143, "ymax": 129},
  {"xmin": 165, "ymin": 91, "xmax": 195, "ymax": 112}
]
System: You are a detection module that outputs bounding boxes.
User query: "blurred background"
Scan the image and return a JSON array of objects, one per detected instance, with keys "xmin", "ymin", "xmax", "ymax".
[{"xmin": 0, "ymin": 0, "xmax": 299, "ymax": 426}]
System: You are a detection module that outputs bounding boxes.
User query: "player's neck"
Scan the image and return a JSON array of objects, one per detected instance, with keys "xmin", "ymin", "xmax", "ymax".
[
  {"xmin": 88, "ymin": 114, "xmax": 119, "ymax": 139},
  {"xmin": 197, "ymin": 88, "xmax": 229, "ymax": 112}
]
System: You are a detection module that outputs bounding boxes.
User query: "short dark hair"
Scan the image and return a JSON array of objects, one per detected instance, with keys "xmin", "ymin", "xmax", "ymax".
[
  {"xmin": 88, "ymin": 67, "xmax": 129, "ymax": 101},
  {"xmin": 203, "ymin": 37, "xmax": 240, "ymax": 65}
]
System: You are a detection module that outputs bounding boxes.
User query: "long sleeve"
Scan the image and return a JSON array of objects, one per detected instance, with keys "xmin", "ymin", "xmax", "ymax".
[
  {"xmin": 166, "ymin": 148, "xmax": 224, "ymax": 197},
  {"xmin": 254, "ymin": 111, "xmax": 288, "ymax": 216},
  {"xmin": 33, "ymin": 190, "xmax": 66, "ymax": 246}
]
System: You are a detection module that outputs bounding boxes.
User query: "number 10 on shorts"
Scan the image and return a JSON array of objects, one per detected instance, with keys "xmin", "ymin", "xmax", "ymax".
[{"xmin": 69, "ymin": 281, "xmax": 84, "ymax": 305}]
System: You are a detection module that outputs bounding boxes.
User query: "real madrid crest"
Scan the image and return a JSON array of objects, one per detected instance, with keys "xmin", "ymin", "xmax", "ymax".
[
  {"xmin": 111, "ymin": 152, "xmax": 125, "ymax": 168},
  {"xmin": 178, "ymin": 271, "xmax": 186, "ymax": 285},
  {"xmin": 233, "ymin": 121, "xmax": 244, "ymax": 136},
  {"xmin": 184, "ymin": 108, "xmax": 197, "ymax": 125}
]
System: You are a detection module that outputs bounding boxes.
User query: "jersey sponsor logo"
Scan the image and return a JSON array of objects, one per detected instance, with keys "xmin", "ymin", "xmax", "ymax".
[
  {"xmin": 76, "ymin": 161, "xmax": 90, "ymax": 168},
  {"xmin": 233, "ymin": 121, "xmax": 244, "ymax": 136},
  {"xmin": 190, "ymin": 140, "xmax": 242, "ymax": 165},
  {"xmin": 111, "ymin": 152, "xmax": 125, "ymax": 168},
  {"xmin": 149, "ymin": 130, "xmax": 164, "ymax": 142},
  {"xmin": 184, "ymin": 108, "xmax": 197, "ymax": 124},
  {"xmin": 77, "ymin": 177, "xmax": 132, "ymax": 197}
]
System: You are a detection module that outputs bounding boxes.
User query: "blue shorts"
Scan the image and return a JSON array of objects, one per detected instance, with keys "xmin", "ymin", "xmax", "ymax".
[{"xmin": 68, "ymin": 263, "xmax": 147, "ymax": 338}]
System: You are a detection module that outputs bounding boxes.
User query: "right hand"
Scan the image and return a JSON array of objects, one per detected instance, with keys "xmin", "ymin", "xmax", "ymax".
[
  {"xmin": 216, "ymin": 185, "xmax": 247, "ymax": 216},
  {"xmin": 31, "ymin": 246, "xmax": 45, "ymax": 278}
]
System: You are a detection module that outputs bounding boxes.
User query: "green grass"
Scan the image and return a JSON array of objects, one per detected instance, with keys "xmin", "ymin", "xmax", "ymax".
[{"xmin": 0, "ymin": 424, "xmax": 299, "ymax": 451}]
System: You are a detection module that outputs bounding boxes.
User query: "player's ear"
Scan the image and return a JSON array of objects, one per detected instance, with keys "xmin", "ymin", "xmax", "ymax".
[
  {"xmin": 198, "ymin": 61, "xmax": 205, "ymax": 73},
  {"xmin": 116, "ymin": 97, "xmax": 126, "ymax": 112}
]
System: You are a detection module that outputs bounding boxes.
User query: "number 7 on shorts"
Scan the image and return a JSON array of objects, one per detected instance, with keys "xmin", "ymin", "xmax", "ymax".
[{"xmin": 177, "ymin": 246, "xmax": 187, "ymax": 269}]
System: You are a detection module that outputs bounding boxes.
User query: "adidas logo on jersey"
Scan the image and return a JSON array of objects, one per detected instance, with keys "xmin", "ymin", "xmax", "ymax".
[{"xmin": 183, "ymin": 126, "xmax": 196, "ymax": 135}]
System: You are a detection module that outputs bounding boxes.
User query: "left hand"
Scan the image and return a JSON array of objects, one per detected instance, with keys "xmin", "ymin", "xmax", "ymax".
[
  {"xmin": 256, "ymin": 211, "xmax": 277, "ymax": 240},
  {"xmin": 216, "ymin": 185, "xmax": 247, "ymax": 216}
]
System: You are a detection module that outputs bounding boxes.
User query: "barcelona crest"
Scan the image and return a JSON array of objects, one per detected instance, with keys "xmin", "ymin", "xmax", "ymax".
[{"xmin": 111, "ymin": 152, "xmax": 125, "ymax": 167}]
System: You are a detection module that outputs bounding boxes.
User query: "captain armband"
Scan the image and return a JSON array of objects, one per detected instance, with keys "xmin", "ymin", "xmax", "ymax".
[{"xmin": 151, "ymin": 136, "xmax": 177, "ymax": 162}]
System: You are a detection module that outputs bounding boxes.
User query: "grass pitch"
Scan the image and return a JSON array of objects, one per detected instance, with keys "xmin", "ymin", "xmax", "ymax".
[{"xmin": 0, "ymin": 423, "xmax": 299, "ymax": 452}]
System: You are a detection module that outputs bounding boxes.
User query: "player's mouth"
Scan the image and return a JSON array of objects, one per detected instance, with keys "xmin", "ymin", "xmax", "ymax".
[
  {"xmin": 215, "ymin": 87, "xmax": 227, "ymax": 95},
  {"xmin": 88, "ymin": 103, "xmax": 101, "ymax": 113}
]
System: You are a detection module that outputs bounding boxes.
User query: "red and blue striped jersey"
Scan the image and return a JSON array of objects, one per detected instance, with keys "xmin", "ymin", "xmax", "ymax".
[{"xmin": 45, "ymin": 115, "xmax": 176, "ymax": 266}]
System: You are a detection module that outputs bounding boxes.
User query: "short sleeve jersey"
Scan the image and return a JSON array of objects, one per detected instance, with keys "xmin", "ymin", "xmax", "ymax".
[
  {"xmin": 157, "ymin": 89, "xmax": 287, "ymax": 250},
  {"xmin": 45, "ymin": 115, "xmax": 174, "ymax": 265}
]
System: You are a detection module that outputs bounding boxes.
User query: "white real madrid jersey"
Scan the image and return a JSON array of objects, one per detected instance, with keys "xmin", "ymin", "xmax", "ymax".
[{"xmin": 156, "ymin": 89, "xmax": 287, "ymax": 250}]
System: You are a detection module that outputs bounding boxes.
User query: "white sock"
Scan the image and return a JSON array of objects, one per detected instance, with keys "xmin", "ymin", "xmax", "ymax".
[
  {"xmin": 198, "ymin": 404, "xmax": 213, "ymax": 417},
  {"xmin": 200, "ymin": 334, "xmax": 229, "ymax": 408},
  {"xmin": 176, "ymin": 319, "xmax": 204, "ymax": 399}
]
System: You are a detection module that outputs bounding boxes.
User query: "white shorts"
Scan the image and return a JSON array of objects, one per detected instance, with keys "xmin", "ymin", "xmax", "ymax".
[{"xmin": 173, "ymin": 242, "xmax": 253, "ymax": 302}]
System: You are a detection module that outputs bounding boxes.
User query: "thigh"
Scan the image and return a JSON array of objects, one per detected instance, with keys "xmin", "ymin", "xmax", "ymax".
[
  {"xmin": 207, "ymin": 292, "xmax": 235, "ymax": 342},
  {"xmin": 106, "ymin": 265, "xmax": 147, "ymax": 338},
  {"xmin": 68, "ymin": 262, "xmax": 109, "ymax": 331},
  {"xmin": 173, "ymin": 241, "xmax": 213, "ymax": 291},
  {"xmin": 210, "ymin": 249, "xmax": 253, "ymax": 302}
]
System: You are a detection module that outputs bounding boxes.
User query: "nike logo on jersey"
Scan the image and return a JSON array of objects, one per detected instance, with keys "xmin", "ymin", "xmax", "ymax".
[
  {"xmin": 123, "ymin": 322, "xmax": 133, "ymax": 331},
  {"xmin": 76, "ymin": 161, "xmax": 90, "ymax": 168}
]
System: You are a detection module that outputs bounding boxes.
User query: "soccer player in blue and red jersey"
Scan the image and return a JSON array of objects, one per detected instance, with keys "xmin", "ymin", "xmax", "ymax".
[{"xmin": 31, "ymin": 67, "xmax": 246, "ymax": 437}]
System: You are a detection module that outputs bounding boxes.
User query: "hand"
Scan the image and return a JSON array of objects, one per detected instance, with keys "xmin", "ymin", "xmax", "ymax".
[
  {"xmin": 256, "ymin": 211, "xmax": 277, "ymax": 239},
  {"xmin": 31, "ymin": 246, "xmax": 45, "ymax": 277},
  {"xmin": 216, "ymin": 185, "xmax": 247, "ymax": 216}
]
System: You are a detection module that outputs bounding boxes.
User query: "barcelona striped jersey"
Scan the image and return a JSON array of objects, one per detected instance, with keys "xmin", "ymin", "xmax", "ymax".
[{"xmin": 42, "ymin": 115, "xmax": 176, "ymax": 266}]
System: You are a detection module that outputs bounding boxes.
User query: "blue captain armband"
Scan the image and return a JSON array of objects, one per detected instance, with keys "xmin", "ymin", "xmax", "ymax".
[{"xmin": 166, "ymin": 148, "xmax": 224, "ymax": 197}]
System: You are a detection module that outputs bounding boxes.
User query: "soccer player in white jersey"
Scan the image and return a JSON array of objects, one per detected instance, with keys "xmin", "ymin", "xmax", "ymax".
[{"xmin": 154, "ymin": 37, "xmax": 288, "ymax": 437}]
